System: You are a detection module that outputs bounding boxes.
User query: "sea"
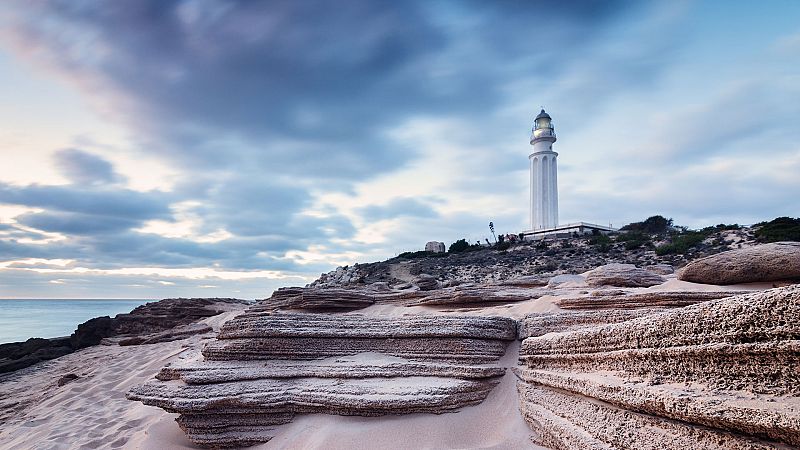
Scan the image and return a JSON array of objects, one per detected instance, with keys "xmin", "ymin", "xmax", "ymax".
[{"xmin": 0, "ymin": 299, "xmax": 154, "ymax": 344}]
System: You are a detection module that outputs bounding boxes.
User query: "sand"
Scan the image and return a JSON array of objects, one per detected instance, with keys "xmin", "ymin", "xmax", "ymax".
[{"xmin": 0, "ymin": 278, "xmax": 770, "ymax": 449}]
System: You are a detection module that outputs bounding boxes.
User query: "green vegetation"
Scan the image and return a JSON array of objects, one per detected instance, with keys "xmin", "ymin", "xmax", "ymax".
[
  {"xmin": 397, "ymin": 250, "xmax": 446, "ymax": 260},
  {"xmin": 448, "ymin": 238, "xmax": 475, "ymax": 253},
  {"xmin": 754, "ymin": 217, "xmax": 800, "ymax": 243},
  {"xmin": 615, "ymin": 231, "xmax": 651, "ymax": 250},
  {"xmin": 588, "ymin": 233, "xmax": 611, "ymax": 253},
  {"xmin": 620, "ymin": 215, "xmax": 673, "ymax": 234},
  {"xmin": 655, "ymin": 231, "xmax": 708, "ymax": 255}
]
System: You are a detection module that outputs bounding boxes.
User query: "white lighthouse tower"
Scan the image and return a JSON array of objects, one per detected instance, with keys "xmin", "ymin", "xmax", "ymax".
[{"xmin": 529, "ymin": 109, "xmax": 559, "ymax": 230}]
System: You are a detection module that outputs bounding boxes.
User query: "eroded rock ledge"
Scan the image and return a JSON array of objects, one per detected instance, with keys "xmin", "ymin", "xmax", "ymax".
[
  {"xmin": 516, "ymin": 286, "xmax": 800, "ymax": 449},
  {"xmin": 128, "ymin": 312, "xmax": 517, "ymax": 448}
]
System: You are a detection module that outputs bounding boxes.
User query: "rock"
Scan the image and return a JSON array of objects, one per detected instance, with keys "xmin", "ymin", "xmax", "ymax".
[
  {"xmin": 408, "ymin": 286, "xmax": 542, "ymax": 307},
  {"xmin": 584, "ymin": 263, "xmax": 665, "ymax": 287},
  {"xmin": 70, "ymin": 316, "xmax": 116, "ymax": 349},
  {"xmin": 547, "ymin": 274, "xmax": 585, "ymax": 288},
  {"xmin": 678, "ymin": 242, "xmax": 800, "ymax": 285},
  {"xmin": 643, "ymin": 263, "xmax": 674, "ymax": 275},
  {"xmin": 516, "ymin": 286, "xmax": 800, "ymax": 448},
  {"xmin": 413, "ymin": 274, "xmax": 440, "ymax": 291},
  {"xmin": 57, "ymin": 373, "xmax": 80, "ymax": 387},
  {"xmin": 0, "ymin": 337, "xmax": 73, "ymax": 374},
  {"xmin": 128, "ymin": 311, "xmax": 517, "ymax": 447},
  {"xmin": 118, "ymin": 323, "xmax": 213, "ymax": 346},
  {"xmin": 518, "ymin": 309, "xmax": 662, "ymax": 338},
  {"xmin": 503, "ymin": 275, "xmax": 549, "ymax": 287},
  {"xmin": 264, "ymin": 287, "xmax": 374, "ymax": 311},
  {"xmin": 556, "ymin": 290, "xmax": 748, "ymax": 310}
]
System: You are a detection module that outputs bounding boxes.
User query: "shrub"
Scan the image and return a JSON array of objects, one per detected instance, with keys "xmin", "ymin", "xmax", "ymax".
[
  {"xmin": 621, "ymin": 215, "xmax": 673, "ymax": 234},
  {"xmin": 397, "ymin": 251, "xmax": 445, "ymax": 259},
  {"xmin": 655, "ymin": 231, "xmax": 707, "ymax": 255},
  {"xmin": 448, "ymin": 239, "xmax": 471, "ymax": 253},
  {"xmin": 616, "ymin": 231, "xmax": 651, "ymax": 250},
  {"xmin": 495, "ymin": 241, "xmax": 511, "ymax": 251},
  {"xmin": 754, "ymin": 217, "xmax": 800, "ymax": 243},
  {"xmin": 589, "ymin": 234, "xmax": 611, "ymax": 253}
]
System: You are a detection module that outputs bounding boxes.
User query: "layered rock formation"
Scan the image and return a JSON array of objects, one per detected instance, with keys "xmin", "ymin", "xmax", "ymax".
[
  {"xmin": 584, "ymin": 263, "xmax": 666, "ymax": 288},
  {"xmin": 555, "ymin": 290, "xmax": 748, "ymax": 309},
  {"xmin": 128, "ymin": 312, "xmax": 517, "ymax": 447},
  {"xmin": 516, "ymin": 286, "xmax": 800, "ymax": 449},
  {"xmin": 678, "ymin": 241, "xmax": 800, "ymax": 284},
  {"xmin": 265, "ymin": 287, "xmax": 375, "ymax": 311}
]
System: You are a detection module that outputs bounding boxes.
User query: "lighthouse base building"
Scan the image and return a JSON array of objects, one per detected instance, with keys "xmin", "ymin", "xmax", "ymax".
[{"xmin": 521, "ymin": 109, "xmax": 616, "ymax": 240}]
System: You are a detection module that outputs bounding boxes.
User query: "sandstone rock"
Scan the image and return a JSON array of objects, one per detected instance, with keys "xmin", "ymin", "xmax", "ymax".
[
  {"xmin": 516, "ymin": 286, "xmax": 800, "ymax": 448},
  {"xmin": 118, "ymin": 323, "xmax": 213, "ymax": 346},
  {"xmin": 678, "ymin": 242, "xmax": 800, "ymax": 285},
  {"xmin": 547, "ymin": 274, "xmax": 585, "ymax": 288},
  {"xmin": 57, "ymin": 373, "xmax": 80, "ymax": 387},
  {"xmin": 518, "ymin": 309, "xmax": 661, "ymax": 338},
  {"xmin": 503, "ymin": 275, "xmax": 549, "ymax": 287},
  {"xmin": 264, "ymin": 287, "xmax": 374, "ymax": 311},
  {"xmin": 128, "ymin": 312, "xmax": 516, "ymax": 447},
  {"xmin": 643, "ymin": 263, "xmax": 674, "ymax": 275},
  {"xmin": 407, "ymin": 286, "xmax": 541, "ymax": 307},
  {"xmin": 584, "ymin": 263, "xmax": 665, "ymax": 287},
  {"xmin": 556, "ymin": 290, "xmax": 748, "ymax": 310},
  {"xmin": 414, "ymin": 273, "xmax": 440, "ymax": 291}
]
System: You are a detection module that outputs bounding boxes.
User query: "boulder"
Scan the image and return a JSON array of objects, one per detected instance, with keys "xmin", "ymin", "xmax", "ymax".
[
  {"xmin": 584, "ymin": 263, "xmax": 665, "ymax": 287},
  {"xmin": 678, "ymin": 242, "xmax": 800, "ymax": 285},
  {"xmin": 413, "ymin": 274, "xmax": 440, "ymax": 291}
]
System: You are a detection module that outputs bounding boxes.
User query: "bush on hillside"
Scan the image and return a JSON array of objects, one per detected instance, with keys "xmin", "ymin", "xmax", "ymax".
[
  {"xmin": 655, "ymin": 231, "xmax": 707, "ymax": 255},
  {"xmin": 448, "ymin": 239, "xmax": 472, "ymax": 253},
  {"xmin": 620, "ymin": 215, "xmax": 673, "ymax": 234},
  {"xmin": 397, "ymin": 250, "xmax": 446, "ymax": 260},
  {"xmin": 754, "ymin": 217, "xmax": 800, "ymax": 243},
  {"xmin": 615, "ymin": 231, "xmax": 651, "ymax": 250}
]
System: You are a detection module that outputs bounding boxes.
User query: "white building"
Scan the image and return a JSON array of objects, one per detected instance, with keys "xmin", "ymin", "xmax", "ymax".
[
  {"xmin": 529, "ymin": 109, "xmax": 559, "ymax": 230},
  {"xmin": 424, "ymin": 241, "xmax": 446, "ymax": 253},
  {"xmin": 523, "ymin": 109, "xmax": 616, "ymax": 240}
]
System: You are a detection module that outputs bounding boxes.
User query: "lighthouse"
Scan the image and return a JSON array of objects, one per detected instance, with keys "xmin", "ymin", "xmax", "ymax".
[{"xmin": 529, "ymin": 109, "xmax": 559, "ymax": 230}]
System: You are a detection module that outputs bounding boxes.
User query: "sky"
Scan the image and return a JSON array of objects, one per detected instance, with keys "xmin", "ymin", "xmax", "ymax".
[{"xmin": 0, "ymin": 0, "xmax": 798, "ymax": 299}]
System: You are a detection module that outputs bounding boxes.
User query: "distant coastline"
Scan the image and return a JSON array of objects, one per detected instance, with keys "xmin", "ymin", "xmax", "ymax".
[{"xmin": 0, "ymin": 299, "xmax": 154, "ymax": 343}]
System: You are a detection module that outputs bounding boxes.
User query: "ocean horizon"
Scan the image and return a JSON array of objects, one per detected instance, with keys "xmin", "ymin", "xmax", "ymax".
[{"xmin": 0, "ymin": 299, "xmax": 155, "ymax": 344}]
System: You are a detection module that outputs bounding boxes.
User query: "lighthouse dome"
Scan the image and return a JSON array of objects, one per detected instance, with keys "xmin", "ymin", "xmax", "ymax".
[{"xmin": 535, "ymin": 109, "xmax": 551, "ymax": 120}]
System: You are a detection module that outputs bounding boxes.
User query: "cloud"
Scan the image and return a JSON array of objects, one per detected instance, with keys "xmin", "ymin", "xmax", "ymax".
[
  {"xmin": 0, "ymin": 1, "xmax": 798, "ymax": 298},
  {"xmin": 53, "ymin": 148, "xmax": 122, "ymax": 185},
  {"xmin": 358, "ymin": 197, "xmax": 441, "ymax": 222}
]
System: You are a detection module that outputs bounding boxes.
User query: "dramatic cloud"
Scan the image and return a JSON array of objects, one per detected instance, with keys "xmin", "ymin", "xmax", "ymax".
[{"xmin": 0, "ymin": 0, "xmax": 798, "ymax": 297}]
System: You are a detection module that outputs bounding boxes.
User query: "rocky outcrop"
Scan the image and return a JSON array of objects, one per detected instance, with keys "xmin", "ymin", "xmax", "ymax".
[
  {"xmin": 556, "ymin": 290, "xmax": 748, "ymax": 309},
  {"xmin": 406, "ymin": 285, "xmax": 543, "ymax": 307},
  {"xmin": 584, "ymin": 263, "xmax": 666, "ymax": 288},
  {"xmin": 678, "ymin": 241, "xmax": 800, "ymax": 285},
  {"xmin": 264, "ymin": 287, "xmax": 375, "ymax": 310},
  {"xmin": 0, "ymin": 337, "xmax": 73, "ymax": 373},
  {"xmin": 118, "ymin": 323, "xmax": 213, "ymax": 346},
  {"xmin": 128, "ymin": 312, "xmax": 516, "ymax": 447},
  {"xmin": 0, "ymin": 298, "xmax": 249, "ymax": 374},
  {"xmin": 413, "ymin": 273, "xmax": 440, "ymax": 291},
  {"xmin": 643, "ymin": 263, "xmax": 674, "ymax": 275},
  {"xmin": 518, "ymin": 309, "xmax": 661, "ymax": 338},
  {"xmin": 516, "ymin": 286, "xmax": 800, "ymax": 449}
]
